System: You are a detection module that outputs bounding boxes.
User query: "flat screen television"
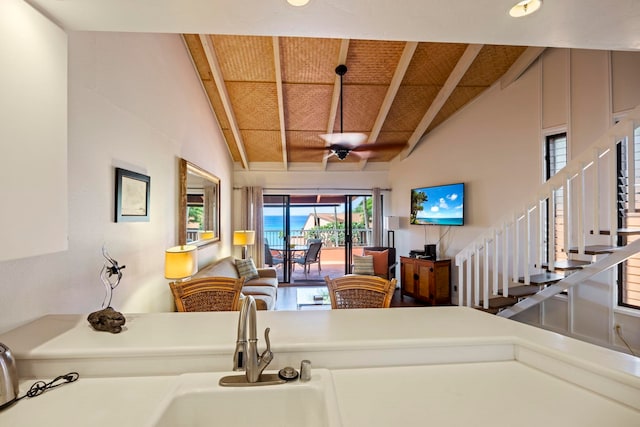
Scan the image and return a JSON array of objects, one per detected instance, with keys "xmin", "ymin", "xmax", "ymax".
[{"xmin": 410, "ymin": 182, "xmax": 464, "ymax": 226}]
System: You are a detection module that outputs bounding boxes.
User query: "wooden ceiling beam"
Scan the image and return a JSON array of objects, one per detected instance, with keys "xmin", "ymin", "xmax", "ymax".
[
  {"xmin": 500, "ymin": 46, "xmax": 546, "ymax": 89},
  {"xmin": 358, "ymin": 41, "xmax": 418, "ymax": 169},
  {"xmin": 401, "ymin": 43, "xmax": 484, "ymax": 159},
  {"xmin": 273, "ymin": 36, "xmax": 288, "ymax": 170},
  {"xmin": 199, "ymin": 34, "xmax": 250, "ymax": 170},
  {"xmin": 323, "ymin": 39, "xmax": 350, "ymax": 170}
]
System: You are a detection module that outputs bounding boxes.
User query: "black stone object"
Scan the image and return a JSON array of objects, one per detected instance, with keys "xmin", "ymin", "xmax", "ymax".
[{"xmin": 87, "ymin": 307, "xmax": 126, "ymax": 333}]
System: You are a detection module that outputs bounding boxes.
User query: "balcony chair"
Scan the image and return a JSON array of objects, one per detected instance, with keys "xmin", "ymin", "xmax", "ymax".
[
  {"xmin": 169, "ymin": 276, "xmax": 244, "ymax": 312},
  {"xmin": 324, "ymin": 275, "xmax": 397, "ymax": 309},
  {"xmin": 264, "ymin": 242, "xmax": 283, "ymax": 268},
  {"xmin": 293, "ymin": 241, "xmax": 323, "ymax": 274}
]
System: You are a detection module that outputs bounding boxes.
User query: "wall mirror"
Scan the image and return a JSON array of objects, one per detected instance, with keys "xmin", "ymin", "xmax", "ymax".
[{"xmin": 178, "ymin": 159, "xmax": 220, "ymax": 246}]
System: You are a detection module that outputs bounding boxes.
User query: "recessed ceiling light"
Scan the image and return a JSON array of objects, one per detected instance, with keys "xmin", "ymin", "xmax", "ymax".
[
  {"xmin": 287, "ymin": 0, "xmax": 310, "ymax": 6},
  {"xmin": 509, "ymin": 0, "xmax": 542, "ymax": 18}
]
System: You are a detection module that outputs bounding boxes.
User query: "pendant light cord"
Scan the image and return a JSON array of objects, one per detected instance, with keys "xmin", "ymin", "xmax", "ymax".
[
  {"xmin": 335, "ymin": 64, "xmax": 347, "ymax": 134},
  {"xmin": 339, "ymin": 71, "xmax": 343, "ymax": 133}
]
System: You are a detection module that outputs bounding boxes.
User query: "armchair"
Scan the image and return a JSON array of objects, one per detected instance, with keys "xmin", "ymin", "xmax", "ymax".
[{"xmin": 362, "ymin": 246, "xmax": 397, "ymax": 280}]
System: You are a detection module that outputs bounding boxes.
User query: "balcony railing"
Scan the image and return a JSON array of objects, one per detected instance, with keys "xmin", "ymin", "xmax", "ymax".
[{"xmin": 264, "ymin": 228, "xmax": 372, "ymax": 248}]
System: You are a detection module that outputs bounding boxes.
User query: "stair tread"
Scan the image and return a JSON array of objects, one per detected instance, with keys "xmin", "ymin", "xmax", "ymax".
[
  {"xmin": 596, "ymin": 228, "xmax": 640, "ymax": 236},
  {"xmin": 519, "ymin": 272, "xmax": 564, "ymax": 284},
  {"xmin": 498, "ymin": 285, "xmax": 540, "ymax": 297},
  {"xmin": 475, "ymin": 306, "xmax": 501, "ymax": 315},
  {"xmin": 568, "ymin": 245, "xmax": 617, "ymax": 255},
  {"xmin": 542, "ymin": 259, "xmax": 591, "ymax": 270},
  {"xmin": 477, "ymin": 296, "xmax": 518, "ymax": 309}
]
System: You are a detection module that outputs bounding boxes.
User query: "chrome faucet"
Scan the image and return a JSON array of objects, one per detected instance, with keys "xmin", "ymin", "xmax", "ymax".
[{"xmin": 232, "ymin": 295, "xmax": 274, "ymax": 383}]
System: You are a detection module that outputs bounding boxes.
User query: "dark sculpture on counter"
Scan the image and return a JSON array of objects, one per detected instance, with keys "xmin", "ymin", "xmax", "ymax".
[
  {"xmin": 88, "ymin": 247, "xmax": 127, "ymax": 333},
  {"xmin": 87, "ymin": 307, "xmax": 126, "ymax": 333}
]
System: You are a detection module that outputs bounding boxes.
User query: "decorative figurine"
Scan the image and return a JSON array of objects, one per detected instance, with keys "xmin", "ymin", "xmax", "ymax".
[{"xmin": 87, "ymin": 247, "xmax": 127, "ymax": 333}]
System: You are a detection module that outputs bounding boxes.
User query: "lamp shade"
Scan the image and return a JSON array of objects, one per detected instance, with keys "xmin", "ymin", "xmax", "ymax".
[
  {"xmin": 199, "ymin": 230, "xmax": 214, "ymax": 240},
  {"xmin": 233, "ymin": 230, "xmax": 256, "ymax": 246},
  {"xmin": 165, "ymin": 245, "xmax": 198, "ymax": 280},
  {"xmin": 384, "ymin": 216, "xmax": 400, "ymax": 230}
]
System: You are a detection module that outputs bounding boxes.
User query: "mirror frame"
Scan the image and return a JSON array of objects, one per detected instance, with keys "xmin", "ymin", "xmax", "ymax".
[{"xmin": 178, "ymin": 159, "xmax": 221, "ymax": 246}]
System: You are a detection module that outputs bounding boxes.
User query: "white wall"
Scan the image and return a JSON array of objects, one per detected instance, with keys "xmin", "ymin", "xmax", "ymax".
[
  {"xmin": 0, "ymin": 0, "xmax": 68, "ymax": 261},
  {"xmin": 389, "ymin": 48, "xmax": 640, "ymax": 353},
  {"xmin": 234, "ymin": 170, "xmax": 390, "ymax": 190},
  {"xmin": 0, "ymin": 25, "xmax": 234, "ymax": 333},
  {"xmin": 389, "ymin": 61, "xmax": 541, "ymax": 268}
]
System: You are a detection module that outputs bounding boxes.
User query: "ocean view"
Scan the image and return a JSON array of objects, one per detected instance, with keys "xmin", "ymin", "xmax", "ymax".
[{"xmin": 264, "ymin": 215, "xmax": 309, "ymax": 231}]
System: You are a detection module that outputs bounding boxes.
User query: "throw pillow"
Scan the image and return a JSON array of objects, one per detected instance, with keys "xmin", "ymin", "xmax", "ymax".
[
  {"xmin": 235, "ymin": 258, "xmax": 259, "ymax": 281},
  {"xmin": 352, "ymin": 255, "xmax": 374, "ymax": 275},
  {"xmin": 363, "ymin": 249, "xmax": 389, "ymax": 277}
]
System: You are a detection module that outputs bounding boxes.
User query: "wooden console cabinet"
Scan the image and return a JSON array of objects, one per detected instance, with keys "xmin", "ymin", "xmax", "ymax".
[{"xmin": 400, "ymin": 256, "xmax": 451, "ymax": 305}]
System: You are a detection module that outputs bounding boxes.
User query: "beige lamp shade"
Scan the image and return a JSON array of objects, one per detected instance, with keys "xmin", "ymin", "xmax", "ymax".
[
  {"xmin": 233, "ymin": 230, "xmax": 256, "ymax": 246},
  {"xmin": 165, "ymin": 245, "xmax": 198, "ymax": 280},
  {"xmin": 384, "ymin": 216, "xmax": 400, "ymax": 230}
]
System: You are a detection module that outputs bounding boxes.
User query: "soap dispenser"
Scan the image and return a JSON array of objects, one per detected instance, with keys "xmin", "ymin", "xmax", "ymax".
[{"xmin": 0, "ymin": 343, "xmax": 18, "ymax": 409}]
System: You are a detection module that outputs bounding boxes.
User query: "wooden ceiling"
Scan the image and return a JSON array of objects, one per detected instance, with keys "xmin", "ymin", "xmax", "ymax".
[{"xmin": 184, "ymin": 35, "xmax": 543, "ymax": 171}]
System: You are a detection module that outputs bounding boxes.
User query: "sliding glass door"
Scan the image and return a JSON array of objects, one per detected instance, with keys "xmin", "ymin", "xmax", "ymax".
[
  {"xmin": 263, "ymin": 193, "xmax": 375, "ymax": 284},
  {"xmin": 263, "ymin": 195, "xmax": 292, "ymax": 282}
]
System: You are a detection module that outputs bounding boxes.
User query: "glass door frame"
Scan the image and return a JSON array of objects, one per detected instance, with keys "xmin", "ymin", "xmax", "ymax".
[{"xmin": 263, "ymin": 192, "xmax": 379, "ymax": 284}]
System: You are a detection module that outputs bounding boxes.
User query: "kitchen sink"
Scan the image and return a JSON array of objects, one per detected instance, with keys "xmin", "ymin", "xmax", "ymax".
[{"xmin": 148, "ymin": 369, "xmax": 341, "ymax": 427}]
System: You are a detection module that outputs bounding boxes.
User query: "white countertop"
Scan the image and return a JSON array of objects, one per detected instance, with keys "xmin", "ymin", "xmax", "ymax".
[
  {"xmin": 1, "ymin": 307, "xmax": 637, "ymax": 377},
  {"xmin": 0, "ymin": 307, "xmax": 639, "ymax": 426}
]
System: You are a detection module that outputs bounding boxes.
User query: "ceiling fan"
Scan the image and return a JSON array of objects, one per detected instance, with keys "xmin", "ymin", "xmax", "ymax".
[{"xmin": 313, "ymin": 64, "xmax": 404, "ymax": 161}]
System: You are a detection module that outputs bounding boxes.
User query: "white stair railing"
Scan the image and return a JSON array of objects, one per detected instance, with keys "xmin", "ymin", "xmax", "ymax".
[
  {"xmin": 498, "ymin": 238, "xmax": 640, "ymax": 318},
  {"xmin": 455, "ymin": 105, "xmax": 640, "ymax": 311}
]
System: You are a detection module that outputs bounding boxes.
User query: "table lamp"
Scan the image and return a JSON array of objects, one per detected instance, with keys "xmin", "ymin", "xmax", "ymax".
[
  {"xmin": 199, "ymin": 230, "xmax": 215, "ymax": 240},
  {"xmin": 233, "ymin": 230, "xmax": 255, "ymax": 259},
  {"xmin": 165, "ymin": 245, "xmax": 198, "ymax": 282}
]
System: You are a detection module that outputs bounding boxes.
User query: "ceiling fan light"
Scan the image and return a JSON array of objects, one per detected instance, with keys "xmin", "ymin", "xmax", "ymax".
[
  {"xmin": 287, "ymin": 0, "xmax": 310, "ymax": 6},
  {"xmin": 509, "ymin": 0, "xmax": 542, "ymax": 18},
  {"xmin": 319, "ymin": 132, "xmax": 367, "ymax": 146}
]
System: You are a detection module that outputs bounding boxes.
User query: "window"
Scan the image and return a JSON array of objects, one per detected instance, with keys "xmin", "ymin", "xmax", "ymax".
[
  {"xmin": 544, "ymin": 132, "xmax": 568, "ymax": 264},
  {"xmin": 618, "ymin": 125, "xmax": 640, "ymax": 309}
]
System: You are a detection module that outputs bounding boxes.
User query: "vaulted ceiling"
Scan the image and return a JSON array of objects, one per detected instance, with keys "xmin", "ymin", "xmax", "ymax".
[
  {"xmin": 183, "ymin": 35, "xmax": 542, "ymax": 171},
  {"xmin": 30, "ymin": 0, "xmax": 639, "ymax": 172}
]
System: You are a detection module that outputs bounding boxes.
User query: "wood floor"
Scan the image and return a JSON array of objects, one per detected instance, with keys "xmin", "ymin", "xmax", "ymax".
[
  {"xmin": 275, "ymin": 284, "xmax": 428, "ymax": 311},
  {"xmin": 273, "ymin": 255, "xmax": 429, "ymax": 310}
]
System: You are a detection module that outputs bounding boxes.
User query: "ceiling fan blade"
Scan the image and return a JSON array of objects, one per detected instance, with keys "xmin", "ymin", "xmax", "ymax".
[
  {"xmin": 303, "ymin": 145, "xmax": 332, "ymax": 151},
  {"xmin": 318, "ymin": 132, "xmax": 367, "ymax": 146},
  {"xmin": 323, "ymin": 151, "xmax": 337, "ymax": 160},
  {"xmin": 351, "ymin": 142, "xmax": 408, "ymax": 152}
]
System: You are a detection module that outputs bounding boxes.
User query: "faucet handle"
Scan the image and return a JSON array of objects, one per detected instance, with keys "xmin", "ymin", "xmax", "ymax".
[
  {"xmin": 258, "ymin": 327, "xmax": 273, "ymax": 369},
  {"xmin": 263, "ymin": 327, "xmax": 271, "ymax": 351},
  {"xmin": 261, "ymin": 327, "xmax": 272, "ymax": 357}
]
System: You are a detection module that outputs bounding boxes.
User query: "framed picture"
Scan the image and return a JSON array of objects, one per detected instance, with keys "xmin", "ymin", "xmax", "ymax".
[{"xmin": 115, "ymin": 167, "xmax": 150, "ymax": 222}]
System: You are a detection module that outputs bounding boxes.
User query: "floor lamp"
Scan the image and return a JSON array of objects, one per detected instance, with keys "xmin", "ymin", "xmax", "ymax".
[{"xmin": 384, "ymin": 216, "xmax": 400, "ymax": 248}]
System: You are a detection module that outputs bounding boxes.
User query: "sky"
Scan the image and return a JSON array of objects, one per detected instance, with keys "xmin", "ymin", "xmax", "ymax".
[{"xmin": 415, "ymin": 183, "xmax": 464, "ymax": 219}]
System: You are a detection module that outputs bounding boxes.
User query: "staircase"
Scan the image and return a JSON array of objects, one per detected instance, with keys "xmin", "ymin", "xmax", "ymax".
[{"xmin": 454, "ymin": 105, "xmax": 640, "ymax": 318}]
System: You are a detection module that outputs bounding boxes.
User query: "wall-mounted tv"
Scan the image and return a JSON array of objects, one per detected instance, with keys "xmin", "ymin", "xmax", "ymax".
[{"xmin": 410, "ymin": 182, "xmax": 464, "ymax": 226}]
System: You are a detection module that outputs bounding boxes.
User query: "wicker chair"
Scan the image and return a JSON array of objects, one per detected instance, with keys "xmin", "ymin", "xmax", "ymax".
[
  {"xmin": 169, "ymin": 276, "xmax": 244, "ymax": 312},
  {"xmin": 324, "ymin": 275, "xmax": 397, "ymax": 309}
]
